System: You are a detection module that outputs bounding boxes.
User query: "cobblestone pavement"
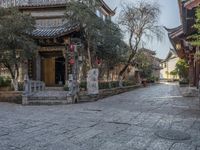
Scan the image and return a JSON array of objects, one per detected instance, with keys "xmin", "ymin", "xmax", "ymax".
[{"xmin": 0, "ymin": 83, "xmax": 200, "ymax": 150}]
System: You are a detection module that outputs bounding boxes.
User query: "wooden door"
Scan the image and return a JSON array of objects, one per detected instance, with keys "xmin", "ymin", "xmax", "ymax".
[{"xmin": 42, "ymin": 58, "xmax": 55, "ymax": 86}]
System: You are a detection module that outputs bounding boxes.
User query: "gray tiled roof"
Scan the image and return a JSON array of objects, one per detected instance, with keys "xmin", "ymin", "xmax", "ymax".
[
  {"xmin": 31, "ymin": 22, "xmax": 79, "ymax": 38},
  {"xmin": 164, "ymin": 25, "xmax": 183, "ymax": 38}
]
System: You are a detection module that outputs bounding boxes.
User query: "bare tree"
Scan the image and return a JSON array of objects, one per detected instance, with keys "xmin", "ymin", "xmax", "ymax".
[{"xmin": 118, "ymin": 1, "xmax": 163, "ymax": 82}]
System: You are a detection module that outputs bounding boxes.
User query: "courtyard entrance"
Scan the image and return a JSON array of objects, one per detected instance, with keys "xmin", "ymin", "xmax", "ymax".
[{"xmin": 41, "ymin": 51, "xmax": 65, "ymax": 86}]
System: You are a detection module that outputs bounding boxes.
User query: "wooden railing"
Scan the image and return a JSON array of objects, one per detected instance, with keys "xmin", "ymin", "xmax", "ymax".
[
  {"xmin": 0, "ymin": 0, "xmax": 67, "ymax": 7},
  {"xmin": 24, "ymin": 79, "xmax": 45, "ymax": 95}
]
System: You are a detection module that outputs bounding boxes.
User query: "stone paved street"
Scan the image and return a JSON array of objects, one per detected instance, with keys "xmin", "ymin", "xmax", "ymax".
[{"xmin": 0, "ymin": 83, "xmax": 200, "ymax": 150}]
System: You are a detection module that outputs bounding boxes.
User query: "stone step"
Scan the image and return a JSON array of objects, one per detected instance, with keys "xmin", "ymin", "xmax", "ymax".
[
  {"xmin": 27, "ymin": 99, "xmax": 71, "ymax": 105},
  {"xmin": 24, "ymin": 90, "xmax": 73, "ymax": 105},
  {"xmin": 28, "ymin": 96, "xmax": 67, "ymax": 101},
  {"xmin": 30, "ymin": 91, "xmax": 68, "ymax": 97},
  {"xmin": 45, "ymin": 87, "xmax": 64, "ymax": 91}
]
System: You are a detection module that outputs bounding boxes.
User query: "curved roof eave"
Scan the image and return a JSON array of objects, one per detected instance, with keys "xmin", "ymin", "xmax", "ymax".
[
  {"xmin": 30, "ymin": 23, "xmax": 79, "ymax": 39},
  {"xmin": 100, "ymin": 0, "xmax": 116, "ymax": 16},
  {"xmin": 164, "ymin": 25, "xmax": 184, "ymax": 39},
  {"xmin": 184, "ymin": 0, "xmax": 200, "ymax": 10}
]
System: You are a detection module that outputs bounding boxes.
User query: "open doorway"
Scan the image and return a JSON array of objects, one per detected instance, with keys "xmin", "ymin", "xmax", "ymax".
[{"xmin": 55, "ymin": 57, "xmax": 65, "ymax": 86}]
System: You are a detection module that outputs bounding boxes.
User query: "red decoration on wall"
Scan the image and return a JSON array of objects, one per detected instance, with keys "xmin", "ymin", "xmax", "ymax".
[
  {"xmin": 69, "ymin": 44, "xmax": 75, "ymax": 52},
  {"xmin": 69, "ymin": 59, "xmax": 75, "ymax": 65}
]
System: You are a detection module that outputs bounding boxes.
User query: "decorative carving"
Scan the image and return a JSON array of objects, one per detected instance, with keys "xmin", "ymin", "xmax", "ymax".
[{"xmin": 39, "ymin": 47, "xmax": 65, "ymax": 52}]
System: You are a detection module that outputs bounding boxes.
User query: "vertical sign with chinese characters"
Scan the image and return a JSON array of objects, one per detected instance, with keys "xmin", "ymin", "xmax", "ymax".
[{"xmin": 87, "ymin": 69, "xmax": 99, "ymax": 95}]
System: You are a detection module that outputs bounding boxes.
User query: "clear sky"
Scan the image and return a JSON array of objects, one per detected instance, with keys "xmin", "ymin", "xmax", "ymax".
[{"xmin": 104, "ymin": 0, "xmax": 181, "ymax": 59}]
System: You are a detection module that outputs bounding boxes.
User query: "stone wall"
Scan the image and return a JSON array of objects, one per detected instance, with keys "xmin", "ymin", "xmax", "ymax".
[{"xmin": 0, "ymin": 91, "xmax": 22, "ymax": 104}]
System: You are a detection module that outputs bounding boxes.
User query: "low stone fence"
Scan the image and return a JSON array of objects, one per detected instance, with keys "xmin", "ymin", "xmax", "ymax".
[
  {"xmin": 22, "ymin": 80, "xmax": 45, "ymax": 105},
  {"xmin": 79, "ymin": 84, "xmax": 142, "ymax": 102},
  {"xmin": 24, "ymin": 80, "xmax": 45, "ymax": 96},
  {"xmin": 0, "ymin": 91, "xmax": 22, "ymax": 103}
]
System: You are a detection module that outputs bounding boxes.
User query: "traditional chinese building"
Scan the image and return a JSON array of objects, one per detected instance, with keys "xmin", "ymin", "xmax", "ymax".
[
  {"xmin": 0, "ymin": 0, "xmax": 115, "ymax": 86},
  {"xmin": 160, "ymin": 49, "xmax": 179, "ymax": 80},
  {"xmin": 166, "ymin": 0, "xmax": 200, "ymax": 87}
]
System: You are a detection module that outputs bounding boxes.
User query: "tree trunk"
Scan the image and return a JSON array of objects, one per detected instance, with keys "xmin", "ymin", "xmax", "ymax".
[
  {"xmin": 11, "ymin": 78, "xmax": 18, "ymax": 91},
  {"xmin": 119, "ymin": 63, "xmax": 130, "ymax": 77},
  {"xmin": 118, "ymin": 51, "xmax": 138, "ymax": 87},
  {"xmin": 87, "ymin": 40, "xmax": 92, "ymax": 70},
  {"xmin": 3, "ymin": 62, "xmax": 19, "ymax": 91},
  {"xmin": 107, "ymin": 66, "xmax": 110, "ymax": 82}
]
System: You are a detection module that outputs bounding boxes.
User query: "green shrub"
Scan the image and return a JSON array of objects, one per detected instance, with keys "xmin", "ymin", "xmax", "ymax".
[
  {"xmin": 179, "ymin": 79, "xmax": 189, "ymax": 85},
  {"xmin": 80, "ymin": 81, "xmax": 87, "ymax": 89},
  {"xmin": 99, "ymin": 82, "xmax": 110, "ymax": 89},
  {"xmin": 0, "ymin": 76, "xmax": 11, "ymax": 87},
  {"xmin": 0, "ymin": 76, "xmax": 3, "ymax": 86},
  {"xmin": 155, "ymin": 77, "xmax": 159, "ymax": 81},
  {"xmin": 79, "ymin": 80, "xmax": 136, "ymax": 91},
  {"xmin": 147, "ymin": 76, "xmax": 158, "ymax": 83},
  {"xmin": 123, "ymin": 81, "xmax": 136, "ymax": 86},
  {"xmin": 63, "ymin": 84, "xmax": 69, "ymax": 91},
  {"xmin": 110, "ymin": 81, "xmax": 119, "ymax": 88},
  {"xmin": 175, "ymin": 59, "xmax": 189, "ymax": 79},
  {"xmin": 18, "ymin": 82, "xmax": 24, "ymax": 91}
]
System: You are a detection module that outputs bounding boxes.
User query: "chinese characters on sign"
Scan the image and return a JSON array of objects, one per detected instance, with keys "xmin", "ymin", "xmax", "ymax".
[{"xmin": 87, "ymin": 69, "xmax": 99, "ymax": 95}]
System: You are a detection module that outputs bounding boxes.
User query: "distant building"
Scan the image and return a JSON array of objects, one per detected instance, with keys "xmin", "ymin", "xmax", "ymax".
[
  {"xmin": 160, "ymin": 49, "xmax": 179, "ymax": 80},
  {"xmin": 139, "ymin": 48, "xmax": 162, "ymax": 80}
]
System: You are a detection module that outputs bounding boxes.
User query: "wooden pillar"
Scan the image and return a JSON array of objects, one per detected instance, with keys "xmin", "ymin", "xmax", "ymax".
[
  {"xmin": 189, "ymin": 54, "xmax": 195, "ymax": 86},
  {"xmin": 195, "ymin": 61, "xmax": 200, "ymax": 88},
  {"xmin": 64, "ymin": 37, "xmax": 70, "ymax": 85},
  {"xmin": 65, "ymin": 45, "xmax": 68, "ymax": 85},
  {"xmin": 36, "ymin": 53, "xmax": 41, "ymax": 81},
  {"xmin": 195, "ymin": 47, "xmax": 200, "ymax": 88}
]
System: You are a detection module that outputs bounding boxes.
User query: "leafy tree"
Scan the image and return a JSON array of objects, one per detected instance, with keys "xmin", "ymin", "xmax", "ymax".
[
  {"xmin": 118, "ymin": 1, "xmax": 163, "ymax": 79},
  {"xmin": 97, "ymin": 21, "xmax": 128, "ymax": 79},
  {"xmin": 135, "ymin": 52, "xmax": 152, "ymax": 79},
  {"xmin": 188, "ymin": 7, "xmax": 200, "ymax": 46},
  {"xmin": 65, "ymin": 0, "xmax": 126, "ymax": 81},
  {"xmin": 65, "ymin": 0, "xmax": 104, "ymax": 69},
  {"xmin": 170, "ymin": 70, "xmax": 178, "ymax": 76},
  {"xmin": 175, "ymin": 59, "xmax": 189, "ymax": 79},
  {"xmin": 0, "ymin": 7, "xmax": 36, "ymax": 91}
]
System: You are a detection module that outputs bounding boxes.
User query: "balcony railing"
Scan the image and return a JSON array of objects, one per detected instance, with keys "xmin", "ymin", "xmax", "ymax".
[{"xmin": 0, "ymin": 0, "xmax": 67, "ymax": 7}]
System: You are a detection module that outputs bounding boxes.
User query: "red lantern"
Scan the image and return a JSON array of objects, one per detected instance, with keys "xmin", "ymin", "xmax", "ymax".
[
  {"xmin": 69, "ymin": 44, "xmax": 75, "ymax": 52},
  {"xmin": 96, "ymin": 58, "xmax": 101, "ymax": 65},
  {"xmin": 69, "ymin": 58, "xmax": 75, "ymax": 65}
]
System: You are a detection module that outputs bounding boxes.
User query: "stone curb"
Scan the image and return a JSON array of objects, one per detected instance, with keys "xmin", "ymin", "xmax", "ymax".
[{"xmin": 79, "ymin": 84, "xmax": 143, "ymax": 102}]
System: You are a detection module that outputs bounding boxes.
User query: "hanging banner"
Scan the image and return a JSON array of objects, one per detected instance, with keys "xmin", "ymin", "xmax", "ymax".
[{"xmin": 87, "ymin": 69, "xmax": 99, "ymax": 95}]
